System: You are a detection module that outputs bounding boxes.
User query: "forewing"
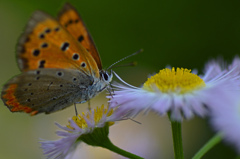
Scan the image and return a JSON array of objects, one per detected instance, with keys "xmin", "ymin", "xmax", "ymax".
[
  {"xmin": 58, "ymin": 3, "xmax": 102, "ymax": 69},
  {"xmin": 17, "ymin": 10, "xmax": 99, "ymax": 78}
]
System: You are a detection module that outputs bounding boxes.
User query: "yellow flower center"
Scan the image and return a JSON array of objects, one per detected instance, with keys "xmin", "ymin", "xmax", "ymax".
[
  {"xmin": 143, "ymin": 67, "xmax": 206, "ymax": 94},
  {"xmin": 68, "ymin": 105, "xmax": 114, "ymax": 130}
]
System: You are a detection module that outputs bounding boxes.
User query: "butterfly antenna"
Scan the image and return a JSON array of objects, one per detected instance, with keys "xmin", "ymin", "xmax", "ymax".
[
  {"xmin": 110, "ymin": 61, "xmax": 137, "ymax": 69},
  {"xmin": 106, "ymin": 49, "xmax": 143, "ymax": 71}
]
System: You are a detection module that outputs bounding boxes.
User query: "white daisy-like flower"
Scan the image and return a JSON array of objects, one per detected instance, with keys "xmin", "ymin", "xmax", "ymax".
[
  {"xmin": 201, "ymin": 58, "xmax": 226, "ymax": 81},
  {"xmin": 208, "ymin": 56, "xmax": 240, "ymax": 153},
  {"xmin": 210, "ymin": 96, "xmax": 240, "ymax": 153},
  {"xmin": 109, "ymin": 67, "xmax": 239, "ymax": 121},
  {"xmin": 228, "ymin": 56, "xmax": 240, "ymax": 74},
  {"xmin": 202, "ymin": 56, "xmax": 240, "ymax": 80},
  {"xmin": 40, "ymin": 105, "xmax": 119, "ymax": 159}
]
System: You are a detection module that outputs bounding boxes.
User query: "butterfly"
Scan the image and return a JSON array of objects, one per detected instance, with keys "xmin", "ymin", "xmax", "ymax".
[{"xmin": 1, "ymin": 3, "xmax": 113, "ymax": 115}]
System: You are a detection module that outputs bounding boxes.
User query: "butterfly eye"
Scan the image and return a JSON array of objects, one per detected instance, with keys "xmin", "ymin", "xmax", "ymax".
[{"xmin": 103, "ymin": 73, "xmax": 109, "ymax": 81}]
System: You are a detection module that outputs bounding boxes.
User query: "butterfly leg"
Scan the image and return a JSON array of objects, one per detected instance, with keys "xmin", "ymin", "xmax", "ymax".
[
  {"xmin": 74, "ymin": 103, "xmax": 78, "ymax": 116},
  {"xmin": 107, "ymin": 83, "xmax": 114, "ymax": 98},
  {"xmin": 88, "ymin": 100, "xmax": 91, "ymax": 110},
  {"xmin": 110, "ymin": 83, "xmax": 115, "ymax": 94}
]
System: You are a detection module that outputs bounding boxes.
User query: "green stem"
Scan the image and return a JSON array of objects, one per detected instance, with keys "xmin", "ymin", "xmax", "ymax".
[
  {"xmin": 171, "ymin": 120, "xmax": 184, "ymax": 159},
  {"xmin": 192, "ymin": 133, "xmax": 223, "ymax": 159},
  {"xmin": 80, "ymin": 125, "xmax": 143, "ymax": 158},
  {"xmin": 99, "ymin": 137, "xmax": 144, "ymax": 159}
]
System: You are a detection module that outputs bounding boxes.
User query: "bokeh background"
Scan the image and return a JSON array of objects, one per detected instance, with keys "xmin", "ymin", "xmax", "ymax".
[{"xmin": 1, "ymin": 0, "xmax": 240, "ymax": 158}]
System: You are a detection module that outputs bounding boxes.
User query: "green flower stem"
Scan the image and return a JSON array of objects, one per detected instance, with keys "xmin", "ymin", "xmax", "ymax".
[
  {"xmin": 192, "ymin": 133, "xmax": 223, "ymax": 159},
  {"xmin": 171, "ymin": 120, "xmax": 184, "ymax": 159},
  {"xmin": 99, "ymin": 136, "xmax": 144, "ymax": 159},
  {"xmin": 80, "ymin": 125, "xmax": 143, "ymax": 159}
]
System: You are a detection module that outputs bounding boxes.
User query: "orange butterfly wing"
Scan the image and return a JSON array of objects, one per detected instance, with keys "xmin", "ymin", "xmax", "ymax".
[
  {"xmin": 2, "ymin": 3, "xmax": 105, "ymax": 115},
  {"xmin": 17, "ymin": 10, "xmax": 99, "ymax": 78},
  {"xmin": 58, "ymin": 3, "xmax": 102, "ymax": 70}
]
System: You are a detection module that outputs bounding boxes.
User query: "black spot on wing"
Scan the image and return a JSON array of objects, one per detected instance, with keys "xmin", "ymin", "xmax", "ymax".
[
  {"xmin": 39, "ymin": 60, "xmax": 45, "ymax": 68},
  {"xmin": 61, "ymin": 42, "xmax": 69, "ymax": 51},
  {"xmin": 33, "ymin": 49, "xmax": 40, "ymax": 56},
  {"xmin": 78, "ymin": 35, "xmax": 84, "ymax": 42},
  {"xmin": 41, "ymin": 43, "xmax": 48, "ymax": 48},
  {"xmin": 72, "ymin": 53, "xmax": 79, "ymax": 60}
]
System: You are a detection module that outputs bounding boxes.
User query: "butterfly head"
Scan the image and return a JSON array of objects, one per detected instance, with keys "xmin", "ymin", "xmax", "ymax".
[
  {"xmin": 87, "ymin": 69, "xmax": 112, "ymax": 99},
  {"xmin": 100, "ymin": 70, "xmax": 113, "ymax": 84}
]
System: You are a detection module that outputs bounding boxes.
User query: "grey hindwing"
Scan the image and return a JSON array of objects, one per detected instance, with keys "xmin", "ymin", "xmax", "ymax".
[{"xmin": 1, "ymin": 68, "xmax": 94, "ymax": 114}]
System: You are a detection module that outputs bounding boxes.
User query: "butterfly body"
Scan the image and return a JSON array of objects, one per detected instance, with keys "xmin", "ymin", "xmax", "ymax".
[{"xmin": 1, "ymin": 3, "xmax": 112, "ymax": 115}]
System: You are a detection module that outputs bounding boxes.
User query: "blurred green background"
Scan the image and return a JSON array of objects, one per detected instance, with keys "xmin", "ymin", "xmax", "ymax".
[{"xmin": 0, "ymin": 0, "xmax": 240, "ymax": 158}]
